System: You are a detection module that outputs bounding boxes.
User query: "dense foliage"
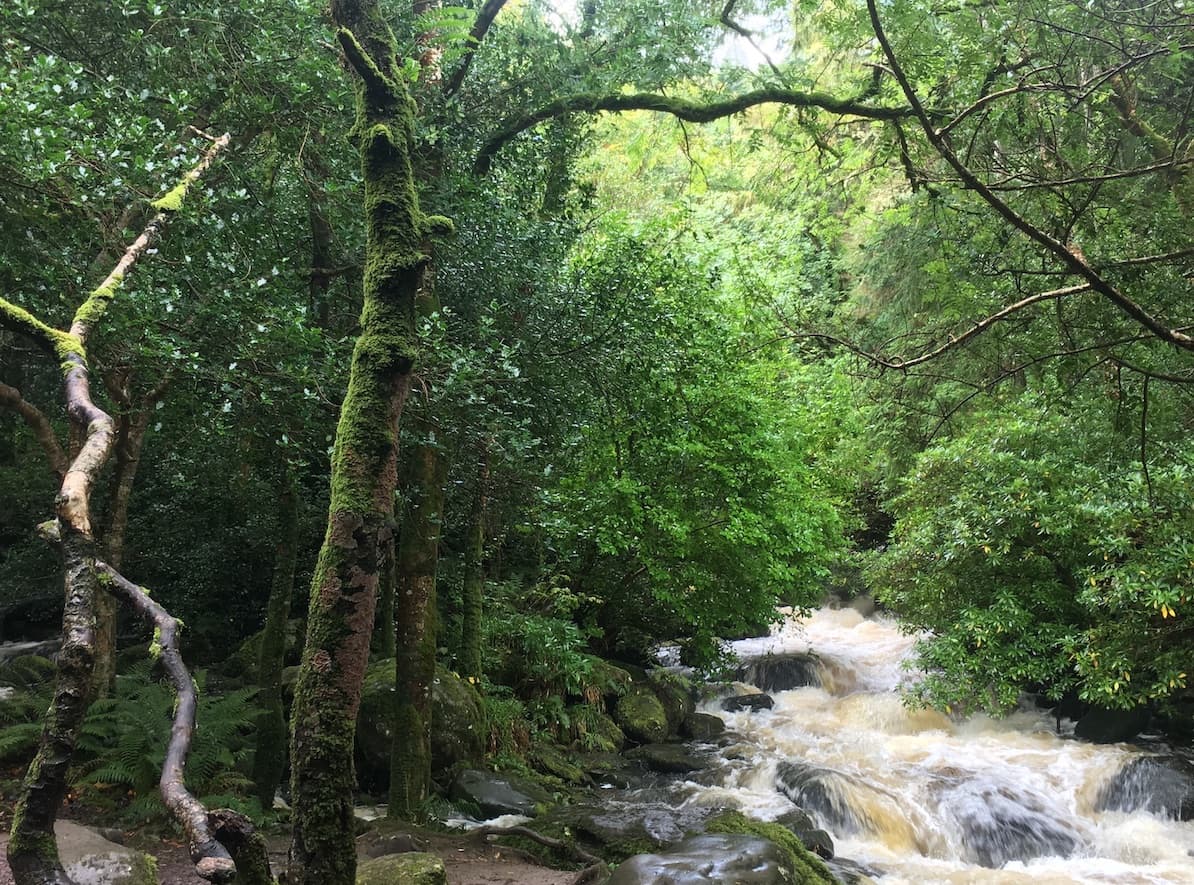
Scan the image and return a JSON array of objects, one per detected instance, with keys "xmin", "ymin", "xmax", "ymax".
[{"xmin": 0, "ymin": 0, "xmax": 1190, "ymax": 872}]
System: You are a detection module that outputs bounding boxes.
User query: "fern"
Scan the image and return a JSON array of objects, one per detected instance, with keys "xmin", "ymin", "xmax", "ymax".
[{"xmin": 75, "ymin": 663, "xmax": 263, "ymax": 824}]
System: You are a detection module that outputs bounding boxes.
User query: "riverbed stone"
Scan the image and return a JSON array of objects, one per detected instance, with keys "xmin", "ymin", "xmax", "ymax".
[
  {"xmin": 680, "ymin": 711, "xmax": 725, "ymax": 740},
  {"xmin": 450, "ymin": 768, "xmax": 552, "ymax": 818},
  {"xmin": 51, "ymin": 821, "xmax": 157, "ymax": 885},
  {"xmin": 1095, "ymin": 755, "xmax": 1194, "ymax": 820},
  {"xmin": 605, "ymin": 834, "xmax": 795, "ymax": 884},
  {"xmin": 626, "ymin": 742, "xmax": 709, "ymax": 774},
  {"xmin": 615, "ymin": 685, "xmax": 669, "ymax": 744},
  {"xmin": 356, "ymin": 852, "xmax": 445, "ymax": 885},
  {"xmin": 536, "ymin": 803, "xmax": 666, "ymax": 861},
  {"xmin": 722, "ymin": 693, "xmax": 774, "ymax": 713}
]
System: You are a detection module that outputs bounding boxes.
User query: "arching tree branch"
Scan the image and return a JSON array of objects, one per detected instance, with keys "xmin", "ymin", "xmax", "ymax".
[
  {"xmin": 865, "ymin": 0, "xmax": 1193, "ymax": 352},
  {"xmin": 475, "ymin": 88, "xmax": 912, "ymax": 173}
]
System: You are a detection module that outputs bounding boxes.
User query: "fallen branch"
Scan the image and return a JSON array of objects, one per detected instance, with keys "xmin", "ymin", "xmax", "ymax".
[
  {"xmin": 96, "ymin": 562, "xmax": 238, "ymax": 882},
  {"xmin": 469, "ymin": 824, "xmax": 603, "ymax": 866}
]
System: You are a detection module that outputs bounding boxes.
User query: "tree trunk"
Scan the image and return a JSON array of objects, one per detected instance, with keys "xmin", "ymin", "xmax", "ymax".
[
  {"xmin": 388, "ymin": 409, "xmax": 446, "ymax": 820},
  {"xmin": 459, "ymin": 440, "xmax": 489, "ymax": 680},
  {"xmin": 287, "ymin": 3, "xmax": 448, "ymax": 881},
  {"xmin": 252, "ymin": 466, "xmax": 300, "ymax": 810}
]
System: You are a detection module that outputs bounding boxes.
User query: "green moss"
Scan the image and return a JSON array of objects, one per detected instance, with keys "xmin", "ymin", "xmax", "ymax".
[
  {"xmin": 149, "ymin": 627, "xmax": 163, "ymax": 660},
  {"xmin": 73, "ymin": 271, "xmax": 123, "ymax": 332},
  {"xmin": 151, "ymin": 181, "xmax": 189, "ymax": 212},
  {"xmin": 704, "ymin": 811, "xmax": 836, "ymax": 884}
]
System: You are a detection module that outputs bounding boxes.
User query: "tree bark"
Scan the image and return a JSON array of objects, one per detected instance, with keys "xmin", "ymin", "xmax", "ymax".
[
  {"xmin": 459, "ymin": 439, "xmax": 489, "ymax": 680},
  {"xmin": 252, "ymin": 466, "xmax": 300, "ymax": 810},
  {"xmin": 287, "ymin": 4, "xmax": 449, "ymax": 881},
  {"xmin": 388, "ymin": 409, "xmax": 446, "ymax": 819}
]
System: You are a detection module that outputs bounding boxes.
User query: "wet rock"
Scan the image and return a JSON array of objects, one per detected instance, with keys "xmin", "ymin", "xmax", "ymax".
[
  {"xmin": 774, "ymin": 807, "xmax": 816, "ymax": 834},
  {"xmin": 798, "ymin": 828, "xmax": 835, "ymax": 859},
  {"xmin": 576, "ymin": 751, "xmax": 637, "ymax": 788},
  {"xmin": 825, "ymin": 856, "xmax": 882, "ymax": 884},
  {"xmin": 356, "ymin": 852, "xmax": 446, "ymax": 885},
  {"xmin": 1095, "ymin": 756, "xmax": 1194, "ymax": 820},
  {"xmin": 680, "ymin": 712, "xmax": 725, "ymax": 740},
  {"xmin": 537, "ymin": 803, "xmax": 667, "ymax": 861},
  {"xmin": 583, "ymin": 709, "xmax": 627, "ymax": 752},
  {"xmin": 1074, "ymin": 705, "xmax": 1152, "ymax": 743},
  {"xmin": 941, "ymin": 782, "xmax": 1081, "ymax": 868},
  {"xmin": 53, "ymin": 820, "xmax": 157, "ymax": 885},
  {"xmin": 737, "ymin": 653, "xmax": 823, "ymax": 693},
  {"xmin": 722, "ymin": 693, "xmax": 773, "ymax": 713},
  {"xmin": 449, "ymin": 768, "xmax": 552, "ymax": 818},
  {"xmin": 615, "ymin": 685, "xmax": 669, "ymax": 744},
  {"xmin": 776, "ymin": 762, "xmax": 909, "ymax": 846},
  {"xmin": 626, "ymin": 742, "xmax": 709, "ymax": 774},
  {"xmin": 606, "ymin": 834, "xmax": 796, "ymax": 884}
]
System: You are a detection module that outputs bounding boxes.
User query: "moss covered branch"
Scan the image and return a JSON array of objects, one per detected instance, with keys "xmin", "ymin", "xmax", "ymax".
[{"xmin": 475, "ymin": 88, "xmax": 911, "ymax": 173}]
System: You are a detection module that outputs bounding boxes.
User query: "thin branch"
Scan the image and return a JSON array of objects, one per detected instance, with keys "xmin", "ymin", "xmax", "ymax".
[
  {"xmin": 470, "ymin": 825, "xmax": 602, "ymax": 866},
  {"xmin": 787, "ymin": 283, "xmax": 1090, "ymax": 370},
  {"xmin": 0, "ymin": 382, "xmax": 68, "ymax": 480},
  {"xmin": 720, "ymin": 0, "xmax": 788, "ymax": 85},
  {"xmin": 865, "ymin": 0, "xmax": 1194, "ymax": 352},
  {"xmin": 96, "ymin": 563, "xmax": 238, "ymax": 882},
  {"xmin": 476, "ymin": 88, "xmax": 911, "ymax": 173}
]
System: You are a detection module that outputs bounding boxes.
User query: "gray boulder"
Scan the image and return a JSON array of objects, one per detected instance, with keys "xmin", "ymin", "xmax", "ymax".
[{"xmin": 449, "ymin": 768, "xmax": 551, "ymax": 818}]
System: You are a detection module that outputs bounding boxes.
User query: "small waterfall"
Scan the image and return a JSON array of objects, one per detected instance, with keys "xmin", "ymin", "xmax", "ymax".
[{"xmin": 682, "ymin": 607, "xmax": 1194, "ymax": 883}]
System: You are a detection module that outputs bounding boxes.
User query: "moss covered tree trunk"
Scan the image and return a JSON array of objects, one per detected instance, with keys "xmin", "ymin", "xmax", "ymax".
[
  {"xmin": 287, "ymin": 3, "xmax": 449, "ymax": 882},
  {"xmin": 388, "ymin": 404, "xmax": 446, "ymax": 819},
  {"xmin": 459, "ymin": 439, "xmax": 489, "ymax": 680},
  {"xmin": 252, "ymin": 466, "xmax": 300, "ymax": 809}
]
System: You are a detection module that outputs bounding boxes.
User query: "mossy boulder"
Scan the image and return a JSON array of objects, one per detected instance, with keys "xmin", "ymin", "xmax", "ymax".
[
  {"xmin": 222, "ymin": 618, "xmax": 305, "ymax": 681},
  {"xmin": 356, "ymin": 852, "xmax": 446, "ymax": 885},
  {"xmin": 578, "ymin": 709, "xmax": 626, "ymax": 752},
  {"xmin": 356, "ymin": 660, "xmax": 484, "ymax": 789},
  {"xmin": 647, "ymin": 669, "xmax": 695, "ymax": 734},
  {"xmin": 531, "ymin": 803, "xmax": 666, "ymax": 863},
  {"xmin": 430, "ymin": 666, "xmax": 485, "ymax": 772},
  {"xmin": 584, "ymin": 657, "xmax": 634, "ymax": 704},
  {"xmin": 530, "ymin": 743, "xmax": 591, "ymax": 785},
  {"xmin": 614, "ymin": 685, "xmax": 669, "ymax": 745},
  {"xmin": 703, "ymin": 811, "xmax": 837, "ymax": 884},
  {"xmin": 56, "ymin": 821, "xmax": 157, "ymax": 885}
]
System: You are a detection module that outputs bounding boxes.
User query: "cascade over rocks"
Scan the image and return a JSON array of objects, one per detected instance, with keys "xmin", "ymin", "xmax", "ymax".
[
  {"xmin": 604, "ymin": 834, "xmax": 801, "ymax": 885},
  {"xmin": 1095, "ymin": 756, "xmax": 1194, "ymax": 820},
  {"xmin": 736, "ymin": 653, "xmax": 823, "ymax": 692}
]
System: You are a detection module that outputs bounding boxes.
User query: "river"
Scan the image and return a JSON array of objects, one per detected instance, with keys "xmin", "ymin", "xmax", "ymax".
[{"xmin": 678, "ymin": 606, "xmax": 1194, "ymax": 883}]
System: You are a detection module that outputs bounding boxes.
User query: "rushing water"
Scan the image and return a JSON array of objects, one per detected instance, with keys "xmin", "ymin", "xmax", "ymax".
[{"xmin": 678, "ymin": 607, "xmax": 1194, "ymax": 884}]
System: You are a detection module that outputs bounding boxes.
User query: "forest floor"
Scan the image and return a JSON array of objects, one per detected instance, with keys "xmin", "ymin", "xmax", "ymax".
[{"xmin": 0, "ymin": 820, "xmax": 580, "ymax": 885}]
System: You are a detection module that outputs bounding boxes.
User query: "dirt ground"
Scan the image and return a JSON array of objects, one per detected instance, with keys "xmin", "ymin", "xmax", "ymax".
[{"xmin": 0, "ymin": 827, "xmax": 583, "ymax": 885}]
